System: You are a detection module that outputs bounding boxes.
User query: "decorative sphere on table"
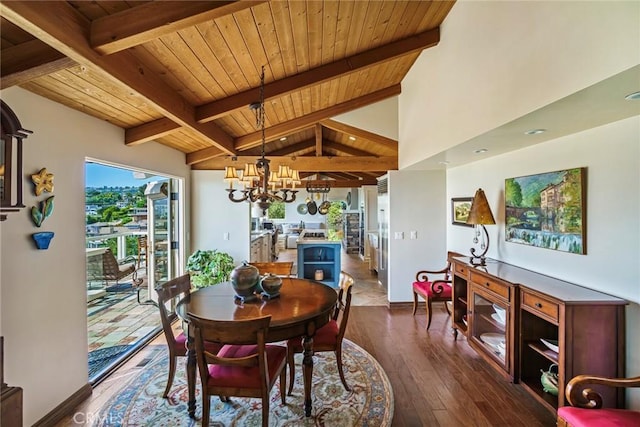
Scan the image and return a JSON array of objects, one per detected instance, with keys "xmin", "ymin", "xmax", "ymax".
[
  {"xmin": 260, "ymin": 273, "xmax": 283, "ymax": 298},
  {"xmin": 230, "ymin": 261, "xmax": 260, "ymax": 299}
]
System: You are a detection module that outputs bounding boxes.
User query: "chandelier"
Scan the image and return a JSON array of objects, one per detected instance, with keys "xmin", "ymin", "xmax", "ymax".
[{"xmin": 223, "ymin": 65, "xmax": 300, "ymax": 214}]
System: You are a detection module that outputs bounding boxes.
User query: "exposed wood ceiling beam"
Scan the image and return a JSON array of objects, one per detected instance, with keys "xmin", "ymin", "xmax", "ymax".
[
  {"xmin": 323, "ymin": 172, "xmax": 356, "ymax": 180},
  {"xmin": 0, "ymin": 0, "xmax": 235, "ymax": 154},
  {"xmin": 315, "ymin": 123, "xmax": 322, "ymax": 156},
  {"xmin": 0, "ymin": 39, "xmax": 76, "ymax": 89},
  {"xmin": 350, "ymin": 172, "xmax": 380, "ymax": 180},
  {"xmin": 126, "ymin": 119, "xmax": 183, "ymax": 146},
  {"xmin": 302, "ymin": 179, "xmax": 378, "ymax": 188},
  {"xmin": 267, "ymin": 139, "xmax": 315, "ymax": 156},
  {"xmin": 233, "ymin": 84, "xmax": 401, "ymax": 152},
  {"xmin": 195, "ymin": 27, "xmax": 439, "ymax": 123},
  {"xmin": 321, "ymin": 119, "xmax": 398, "ymax": 149},
  {"xmin": 323, "ymin": 141, "xmax": 374, "ymax": 157},
  {"xmin": 192, "ymin": 155, "xmax": 397, "ymax": 172},
  {"xmin": 91, "ymin": 1, "xmax": 264, "ymax": 55}
]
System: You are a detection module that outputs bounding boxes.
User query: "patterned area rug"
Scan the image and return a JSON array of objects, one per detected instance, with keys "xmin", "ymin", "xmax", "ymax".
[{"xmin": 97, "ymin": 339, "xmax": 393, "ymax": 426}]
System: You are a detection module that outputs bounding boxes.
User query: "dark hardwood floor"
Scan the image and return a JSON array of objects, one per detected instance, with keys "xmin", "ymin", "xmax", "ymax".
[{"xmin": 346, "ymin": 305, "xmax": 556, "ymax": 426}]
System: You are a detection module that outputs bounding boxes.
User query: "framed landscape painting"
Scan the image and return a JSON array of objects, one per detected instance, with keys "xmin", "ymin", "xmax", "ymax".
[
  {"xmin": 505, "ymin": 167, "xmax": 586, "ymax": 254},
  {"xmin": 451, "ymin": 197, "xmax": 473, "ymax": 227}
]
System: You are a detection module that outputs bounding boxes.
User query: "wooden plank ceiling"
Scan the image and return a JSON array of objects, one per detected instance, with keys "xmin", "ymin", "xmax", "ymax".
[{"xmin": 0, "ymin": 0, "xmax": 455, "ymax": 187}]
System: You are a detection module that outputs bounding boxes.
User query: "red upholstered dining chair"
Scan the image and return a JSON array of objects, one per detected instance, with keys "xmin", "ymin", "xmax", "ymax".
[
  {"xmin": 412, "ymin": 251, "xmax": 464, "ymax": 330},
  {"xmin": 286, "ymin": 271, "xmax": 354, "ymax": 395},
  {"xmin": 557, "ymin": 374, "xmax": 640, "ymax": 427},
  {"xmin": 155, "ymin": 274, "xmax": 221, "ymax": 398},
  {"xmin": 187, "ymin": 314, "xmax": 287, "ymax": 427}
]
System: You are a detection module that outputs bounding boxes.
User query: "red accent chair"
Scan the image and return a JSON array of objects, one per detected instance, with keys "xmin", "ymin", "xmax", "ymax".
[
  {"xmin": 412, "ymin": 251, "xmax": 463, "ymax": 330},
  {"xmin": 155, "ymin": 274, "xmax": 221, "ymax": 398},
  {"xmin": 557, "ymin": 374, "xmax": 640, "ymax": 427},
  {"xmin": 188, "ymin": 314, "xmax": 287, "ymax": 427},
  {"xmin": 286, "ymin": 271, "xmax": 354, "ymax": 395}
]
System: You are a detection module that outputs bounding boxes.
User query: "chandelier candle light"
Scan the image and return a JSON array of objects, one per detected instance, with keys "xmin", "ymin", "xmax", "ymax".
[
  {"xmin": 466, "ymin": 188, "xmax": 496, "ymax": 266},
  {"xmin": 223, "ymin": 65, "xmax": 300, "ymax": 214}
]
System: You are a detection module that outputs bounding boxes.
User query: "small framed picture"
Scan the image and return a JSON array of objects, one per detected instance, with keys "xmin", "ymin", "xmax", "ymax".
[{"xmin": 452, "ymin": 197, "xmax": 473, "ymax": 227}]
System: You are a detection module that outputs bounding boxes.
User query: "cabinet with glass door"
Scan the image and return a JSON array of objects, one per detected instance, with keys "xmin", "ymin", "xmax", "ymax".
[{"xmin": 467, "ymin": 270, "xmax": 517, "ymax": 381}]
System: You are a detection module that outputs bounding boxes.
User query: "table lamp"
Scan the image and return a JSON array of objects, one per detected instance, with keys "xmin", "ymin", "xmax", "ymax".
[{"xmin": 466, "ymin": 188, "xmax": 496, "ymax": 266}]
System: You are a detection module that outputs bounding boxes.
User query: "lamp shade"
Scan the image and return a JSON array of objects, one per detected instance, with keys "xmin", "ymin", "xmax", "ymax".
[
  {"xmin": 223, "ymin": 166, "xmax": 239, "ymax": 181},
  {"xmin": 466, "ymin": 188, "xmax": 496, "ymax": 225}
]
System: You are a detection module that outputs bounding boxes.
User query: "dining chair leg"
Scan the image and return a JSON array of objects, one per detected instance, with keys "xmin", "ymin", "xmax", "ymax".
[
  {"xmin": 201, "ymin": 394, "xmax": 210, "ymax": 427},
  {"xmin": 280, "ymin": 366, "xmax": 287, "ymax": 404},
  {"xmin": 287, "ymin": 348, "xmax": 296, "ymax": 395},
  {"xmin": 412, "ymin": 291, "xmax": 418, "ymax": 315},
  {"xmin": 261, "ymin": 396, "xmax": 269, "ymax": 427},
  {"xmin": 425, "ymin": 298, "xmax": 433, "ymax": 330},
  {"xmin": 163, "ymin": 353, "xmax": 176, "ymax": 398},
  {"xmin": 335, "ymin": 348, "xmax": 351, "ymax": 391},
  {"xmin": 444, "ymin": 300, "xmax": 451, "ymax": 315}
]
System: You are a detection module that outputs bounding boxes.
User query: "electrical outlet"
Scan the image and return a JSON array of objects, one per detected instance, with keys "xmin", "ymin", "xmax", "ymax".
[
  {"xmin": 410, "ymin": 231, "xmax": 418, "ymax": 240},
  {"xmin": 223, "ymin": 232, "xmax": 230, "ymax": 240},
  {"xmin": 394, "ymin": 231, "xmax": 404, "ymax": 240}
]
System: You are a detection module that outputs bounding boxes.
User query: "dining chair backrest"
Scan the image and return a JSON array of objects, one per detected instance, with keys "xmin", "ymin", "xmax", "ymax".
[
  {"xmin": 249, "ymin": 262, "xmax": 293, "ymax": 277},
  {"xmin": 155, "ymin": 274, "xmax": 191, "ymax": 349},
  {"xmin": 189, "ymin": 314, "xmax": 271, "ymax": 355},
  {"xmin": 334, "ymin": 271, "xmax": 354, "ymax": 335},
  {"xmin": 188, "ymin": 313, "xmax": 286, "ymax": 427}
]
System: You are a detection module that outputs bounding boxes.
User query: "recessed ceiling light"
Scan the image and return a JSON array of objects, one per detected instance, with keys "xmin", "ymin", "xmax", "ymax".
[
  {"xmin": 524, "ymin": 129, "xmax": 547, "ymax": 135},
  {"xmin": 624, "ymin": 91, "xmax": 640, "ymax": 101},
  {"xmin": 279, "ymin": 137, "xmax": 287, "ymax": 141},
  {"xmin": 474, "ymin": 148, "xmax": 488, "ymax": 154},
  {"xmin": 438, "ymin": 161, "xmax": 450, "ymax": 165},
  {"xmin": 349, "ymin": 136, "xmax": 356, "ymax": 141}
]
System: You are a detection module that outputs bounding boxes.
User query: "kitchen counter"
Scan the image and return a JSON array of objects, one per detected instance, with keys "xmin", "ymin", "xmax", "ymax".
[{"xmin": 251, "ymin": 230, "xmax": 273, "ymax": 242}]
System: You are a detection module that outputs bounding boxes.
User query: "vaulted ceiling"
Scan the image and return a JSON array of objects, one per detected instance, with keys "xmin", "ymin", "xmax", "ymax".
[{"xmin": 0, "ymin": 0, "xmax": 456, "ymax": 188}]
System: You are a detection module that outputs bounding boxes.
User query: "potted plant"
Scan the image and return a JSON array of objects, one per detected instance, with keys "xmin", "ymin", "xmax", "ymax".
[{"xmin": 186, "ymin": 249, "xmax": 235, "ymax": 289}]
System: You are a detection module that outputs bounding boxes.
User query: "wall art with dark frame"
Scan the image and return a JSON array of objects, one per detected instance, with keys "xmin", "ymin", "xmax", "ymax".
[
  {"xmin": 451, "ymin": 197, "xmax": 473, "ymax": 227},
  {"xmin": 505, "ymin": 167, "xmax": 586, "ymax": 254}
]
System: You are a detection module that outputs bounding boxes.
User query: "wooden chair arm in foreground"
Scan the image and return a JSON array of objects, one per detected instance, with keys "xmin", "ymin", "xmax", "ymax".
[{"xmin": 557, "ymin": 375, "xmax": 640, "ymax": 427}]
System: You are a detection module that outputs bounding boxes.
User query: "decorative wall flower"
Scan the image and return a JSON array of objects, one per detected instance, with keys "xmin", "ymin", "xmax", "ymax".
[
  {"xmin": 31, "ymin": 196, "xmax": 54, "ymax": 227},
  {"xmin": 31, "ymin": 167, "xmax": 54, "ymax": 196}
]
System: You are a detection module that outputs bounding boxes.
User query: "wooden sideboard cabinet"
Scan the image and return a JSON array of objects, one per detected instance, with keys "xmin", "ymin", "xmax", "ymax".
[{"xmin": 451, "ymin": 257, "xmax": 627, "ymax": 415}]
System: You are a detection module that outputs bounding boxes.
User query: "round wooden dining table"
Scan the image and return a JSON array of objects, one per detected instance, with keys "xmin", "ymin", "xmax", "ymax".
[{"xmin": 176, "ymin": 277, "xmax": 338, "ymax": 418}]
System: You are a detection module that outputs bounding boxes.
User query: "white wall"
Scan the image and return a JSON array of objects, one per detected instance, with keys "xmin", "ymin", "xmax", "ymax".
[
  {"xmin": 400, "ymin": 0, "xmax": 640, "ymax": 168},
  {"xmin": 387, "ymin": 170, "xmax": 447, "ymax": 302},
  {"xmin": 332, "ymin": 96, "xmax": 398, "ymax": 140},
  {"xmin": 190, "ymin": 170, "xmax": 250, "ymax": 264},
  {"xmin": 0, "ymin": 87, "xmax": 191, "ymax": 425}
]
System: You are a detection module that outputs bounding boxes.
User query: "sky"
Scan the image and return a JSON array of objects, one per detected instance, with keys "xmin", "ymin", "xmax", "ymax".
[{"xmin": 85, "ymin": 162, "xmax": 161, "ymax": 188}]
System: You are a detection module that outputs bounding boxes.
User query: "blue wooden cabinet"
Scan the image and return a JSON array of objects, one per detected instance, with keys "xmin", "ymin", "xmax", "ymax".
[{"xmin": 296, "ymin": 242, "xmax": 341, "ymax": 288}]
